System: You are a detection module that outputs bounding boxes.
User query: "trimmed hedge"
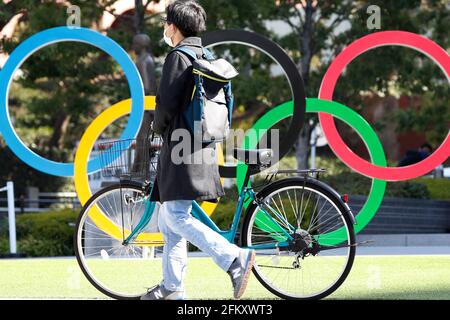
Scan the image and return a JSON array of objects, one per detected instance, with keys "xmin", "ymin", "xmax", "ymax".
[
  {"xmin": 412, "ymin": 177, "xmax": 450, "ymax": 200},
  {"xmin": 0, "ymin": 209, "xmax": 77, "ymax": 257},
  {"xmin": 321, "ymin": 171, "xmax": 431, "ymax": 199}
]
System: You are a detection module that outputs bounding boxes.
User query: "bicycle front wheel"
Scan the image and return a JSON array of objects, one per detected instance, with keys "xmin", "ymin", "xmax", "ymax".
[
  {"xmin": 241, "ymin": 177, "xmax": 356, "ymax": 300},
  {"xmin": 74, "ymin": 183, "xmax": 163, "ymax": 300}
]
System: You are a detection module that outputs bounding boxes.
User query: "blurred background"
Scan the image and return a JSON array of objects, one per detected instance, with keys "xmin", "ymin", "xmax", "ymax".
[{"xmin": 0, "ymin": 0, "xmax": 449, "ymax": 257}]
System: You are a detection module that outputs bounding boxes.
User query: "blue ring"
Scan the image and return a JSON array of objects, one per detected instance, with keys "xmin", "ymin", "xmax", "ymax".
[{"xmin": 0, "ymin": 27, "xmax": 144, "ymax": 177}]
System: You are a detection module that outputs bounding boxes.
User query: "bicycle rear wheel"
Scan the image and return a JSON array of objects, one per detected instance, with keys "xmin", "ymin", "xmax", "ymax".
[
  {"xmin": 74, "ymin": 183, "xmax": 163, "ymax": 300},
  {"xmin": 241, "ymin": 177, "xmax": 355, "ymax": 300}
]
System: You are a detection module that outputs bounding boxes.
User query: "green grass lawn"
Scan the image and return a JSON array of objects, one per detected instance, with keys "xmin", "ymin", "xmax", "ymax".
[{"xmin": 0, "ymin": 256, "xmax": 449, "ymax": 300}]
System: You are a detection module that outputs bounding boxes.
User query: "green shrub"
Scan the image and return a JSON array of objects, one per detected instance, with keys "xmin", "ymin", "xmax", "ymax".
[
  {"xmin": 321, "ymin": 171, "xmax": 371, "ymax": 196},
  {"xmin": 321, "ymin": 171, "xmax": 430, "ymax": 199},
  {"xmin": 386, "ymin": 181, "xmax": 430, "ymax": 199},
  {"xmin": 412, "ymin": 178, "xmax": 450, "ymax": 200},
  {"xmin": 0, "ymin": 238, "xmax": 9, "ymax": 254},
  {"xmin": 210, "ymin": 199, "xmax": 238, "ymax": 230},
  {"xmin": 280, "ymin": 155, "xmax": 442, "ymax": 200},
  {"xmin": 0, "ymin": 209, "xmax": 77, "ymax": 257}
]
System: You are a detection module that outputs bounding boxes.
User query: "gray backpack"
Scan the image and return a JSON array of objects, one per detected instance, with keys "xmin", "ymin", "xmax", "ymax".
[{"xmin": 173, "ymin": 46, "xmax": 239, "ymax": 143}]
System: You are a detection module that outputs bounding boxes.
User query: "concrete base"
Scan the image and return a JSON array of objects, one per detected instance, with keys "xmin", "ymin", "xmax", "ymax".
[{"xmin": 356, "ymin": 233, "xmax": 450, "ymax": 247}]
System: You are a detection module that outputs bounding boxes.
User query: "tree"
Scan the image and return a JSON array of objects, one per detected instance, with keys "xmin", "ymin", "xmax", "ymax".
[{"xmin": 201, "ymin": 0, "xmax": 449, "ymax": 168}]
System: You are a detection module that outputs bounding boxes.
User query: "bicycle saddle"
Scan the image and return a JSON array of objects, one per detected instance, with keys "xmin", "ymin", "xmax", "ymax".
[{"xmin": 233, "ymin": 148, "xmax": 273, "ymax": 166}]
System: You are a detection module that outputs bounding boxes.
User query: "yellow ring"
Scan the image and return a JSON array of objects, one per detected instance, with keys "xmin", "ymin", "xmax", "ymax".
[{"xmin": 74, "ymin": 96, "xmax": 224, "ymax": 244}]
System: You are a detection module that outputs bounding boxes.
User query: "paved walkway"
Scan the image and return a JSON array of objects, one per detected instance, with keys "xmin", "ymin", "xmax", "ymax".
[{"xmin": 354, "ymin": 246, "xmax": 450, "ymax": 256}]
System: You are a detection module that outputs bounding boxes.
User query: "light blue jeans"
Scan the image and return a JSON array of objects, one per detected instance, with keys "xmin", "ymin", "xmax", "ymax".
[{"xmin": 157, "ymin": 200, "xmax": 241, "ymax": 292}]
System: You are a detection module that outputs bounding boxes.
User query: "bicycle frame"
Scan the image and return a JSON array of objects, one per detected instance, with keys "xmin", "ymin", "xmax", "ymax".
[
  {"xmin": 190, "ymin": 184, "xmax": 293, "ymax": 248},
  {"xmin": 123, "ymin": 166, "xmax": 293, "ymax": 251}
]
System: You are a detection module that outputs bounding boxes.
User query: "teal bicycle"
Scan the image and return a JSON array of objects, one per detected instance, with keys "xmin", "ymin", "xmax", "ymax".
[{"xmin": 74, "ymin": 133, "xmax": 356, "ymax": 300}]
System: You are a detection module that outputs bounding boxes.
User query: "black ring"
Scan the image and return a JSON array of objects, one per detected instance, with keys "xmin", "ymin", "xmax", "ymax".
[{"xmin": 201, "ymin": 29, "xmax": 306, "ymax": 178}]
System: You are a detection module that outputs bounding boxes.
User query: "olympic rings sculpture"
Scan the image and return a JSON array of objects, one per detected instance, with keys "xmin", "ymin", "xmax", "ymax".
[{"xmin": 0, "ymin": 27, "xmax": 448, "ymax": 237}]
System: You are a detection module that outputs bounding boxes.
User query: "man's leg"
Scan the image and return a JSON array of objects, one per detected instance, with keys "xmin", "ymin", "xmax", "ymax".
[
  {"xmin": 158, "ymin": 201, "xmax": 188, "ymax": 292},
  {"xmin": 161, "ymin": 200, "xmax": 241, "ymax": 273}
]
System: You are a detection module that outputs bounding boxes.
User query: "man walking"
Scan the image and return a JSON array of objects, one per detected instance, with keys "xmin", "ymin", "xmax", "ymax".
[{"xmin": 142, "ymin": 0, "xmax": 255, "ymax": 300}]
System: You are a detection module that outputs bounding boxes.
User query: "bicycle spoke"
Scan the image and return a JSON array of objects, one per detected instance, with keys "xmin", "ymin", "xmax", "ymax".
[
  {"xmin": 276, "ymin": 193, "xmax": 288, "ymax": 227},
  {"xmin": 286, "ymin": 190, "xmax": 299, "ymax": 226}
]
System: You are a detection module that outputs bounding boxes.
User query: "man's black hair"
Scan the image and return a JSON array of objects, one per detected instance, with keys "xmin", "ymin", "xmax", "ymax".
[{"xmin": 166, "ymin": 0, "xmax": 207, "ymax": 37}]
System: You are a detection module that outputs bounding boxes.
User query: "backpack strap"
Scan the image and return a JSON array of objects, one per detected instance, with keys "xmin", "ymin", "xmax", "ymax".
[
  {"xmin": 173, "ymin": 46, "xmax": 215, "ymax": 61},
  {"xmin": 171, "ymin": 46, "xmax": 199, "ymax": 61},
  {"xmin": 172, "ymin": 46, "xmax": 204, "ymax": 98},
  {"xmin": 171, "ymin": 46, "xmax": 203, "ymax": 134},
  {"xmin": 202, "ymin": 47, "xmax": 215, "ymax": 60},
  {"xmin": 223, "ymin": 82, "xmax": 234, "ymax": 126},
  {"xmin": 172, "ymin": 46, "xmax": 203, "ymax": 99}
]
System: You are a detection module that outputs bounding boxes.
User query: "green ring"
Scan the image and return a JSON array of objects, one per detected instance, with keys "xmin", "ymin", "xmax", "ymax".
[{"xmin": 236, "ymin": 98, "xmax": 387, "ymax": 245}]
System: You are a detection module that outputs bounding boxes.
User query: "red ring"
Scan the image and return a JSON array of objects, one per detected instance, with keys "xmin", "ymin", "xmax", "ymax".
[{"xmin": 318, "ymin": 31, "xmax": 450, "ymax": 181}]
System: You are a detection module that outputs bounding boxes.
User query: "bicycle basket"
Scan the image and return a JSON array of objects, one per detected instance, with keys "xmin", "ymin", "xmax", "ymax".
[{"xmin": 98, "ymin": 134, "xmax": 162, "ymax": 183}]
